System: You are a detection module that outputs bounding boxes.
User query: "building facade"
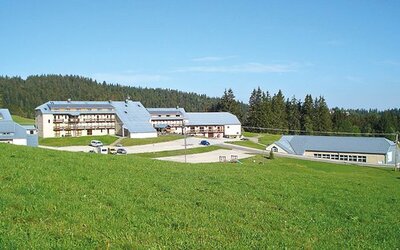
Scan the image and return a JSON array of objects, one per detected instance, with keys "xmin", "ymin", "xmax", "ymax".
[
  {"xmin": 147, "ymin": 108, "xmax": 242, "ymax": 138},
  {"xmin": 35, "ymin": 100, "xmax": 157, "ymax": 138},
  {"xmin": 267, "ymin": 135, "xmax": 398, "ymax": 165},
  {"xmin": 0, "ymin": 109, "xmax": 38, "ymax": 147},
  {"xmin": 36, "ymin": 100, "xmax": 242, "ymax": 139}
]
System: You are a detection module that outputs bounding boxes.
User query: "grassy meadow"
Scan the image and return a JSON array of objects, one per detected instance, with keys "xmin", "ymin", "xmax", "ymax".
[
  {"xmin": 226, "ymin": 140, "xmax": 266, "ymax": 150},
  {"xmin": 39, "ymin": 135, "xmax": 118, "ymax": 147},
  {"xmin": 0, "ymin": 143, "xmax": 399, "ymax": 248},
  {"xmin": 12, "ymin": 115, "xmax": 35, "ymax": 125},
  {"xmin": 229, "ymin": 132, "xmax": 282, "ymax": 150}
]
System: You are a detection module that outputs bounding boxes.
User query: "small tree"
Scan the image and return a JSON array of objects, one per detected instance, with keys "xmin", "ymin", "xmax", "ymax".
[{"xmin": 269, "ymin": 150, "xmax": 275, "ymax": 160}]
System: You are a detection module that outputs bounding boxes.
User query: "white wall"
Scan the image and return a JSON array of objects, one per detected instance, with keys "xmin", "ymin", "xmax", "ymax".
[
  {"xmin": 265, "ymin": 143, "xmax": 288, "ymax": 154},
  {"xmin": 39, "ymin": 114, "xmax": 55, "ymax": 138},
  {"xmin": 130, "ymin": 132, "xmax": 158, "ymax": 138},
  {"xmin": 12, "ymin": 139, "xmax": 27, "ymax": 146},
  {"xmin": 224, "ymin": 124, "xmax": 241, "ymax": 137}
]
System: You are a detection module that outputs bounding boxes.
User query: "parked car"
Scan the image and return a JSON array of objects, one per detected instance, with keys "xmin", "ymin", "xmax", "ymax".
[
  {"xmin": 90, "ymin": 140, "xmax": 103, "ymax": 147},
  {"xmin": 96, "ymin": 147, "xmax": 108, "ymax": 154},
  {"xmin": 200, "ymin": 140, "xmax": 210, "ymax": 146},
  {"xmin": 108, "ymin": 147, "xmax": 117, "ymax": 155},
  {"xmin": 240, "ymin": 137, "xmax": 249, "ymax": 141},
  {"xmin": 115, "ymin": 143, "xmax": 123, "ymax": 147},
  {"xmin": 116, "ymin": 148, "xmax": 127, "ymax": 155}
]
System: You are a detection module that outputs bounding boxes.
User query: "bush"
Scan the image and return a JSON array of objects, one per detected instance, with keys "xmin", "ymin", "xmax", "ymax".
[{"xmin": 269, "ymin": 150, "xmax": 275, "ymax": 160}]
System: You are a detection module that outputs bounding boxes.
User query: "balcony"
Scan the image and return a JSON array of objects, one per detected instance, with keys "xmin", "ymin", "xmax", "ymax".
[
  {"xmin": 53, "ymin": 119, "xmax": 64, "ymax": 123},
  {"xmin": 68, "ymin": 119, "xmax": 80, "ymax": 123}
]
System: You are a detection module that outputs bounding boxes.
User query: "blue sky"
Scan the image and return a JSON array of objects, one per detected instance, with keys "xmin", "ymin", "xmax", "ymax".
[{"xmin": 1, "ymin": 1, "xmax": 399, "ymax": 109}]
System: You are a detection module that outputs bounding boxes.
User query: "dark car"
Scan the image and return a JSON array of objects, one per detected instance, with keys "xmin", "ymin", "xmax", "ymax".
[
  {"xmin": 116, "ymin": 148, "xmax": 127, "ymax": 155},
  {"xmin": 200, "ymin": 140, "xmax": 210, "ymax": 146}
]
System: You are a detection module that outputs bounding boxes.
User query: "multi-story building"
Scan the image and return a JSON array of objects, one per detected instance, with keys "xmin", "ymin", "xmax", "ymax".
[
  {"xmin": 147, "ymin": 108, "xmax": 187, "ymax": 134},
  {"xmin": 35, "ymin": 100, "xmax": 157, "ymax": 138},
  {"xmin": 0, "ymin": 109, "xmax": 38, "ymax": 146},
  {"xmin": 36, "ymin": 100, "xmax": 242, "ymax": 139},
  {"xmin": 147, "ymin": 108, "xmax": 242, "ymax": 138}
]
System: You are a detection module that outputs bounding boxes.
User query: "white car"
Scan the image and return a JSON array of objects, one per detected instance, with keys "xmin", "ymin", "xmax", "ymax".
[
  {"xmin": 96, "ymin": 147, "xmax": 108, "ymax": 154},
  {"xmin": 90, "ymin": 140, "xmax": 103, "ymax": 147}
]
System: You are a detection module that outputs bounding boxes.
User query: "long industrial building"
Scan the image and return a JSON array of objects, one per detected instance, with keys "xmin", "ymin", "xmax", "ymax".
[
  {"xmin": 35, "ymin": 100, "xmax": 242, "ymax": 138},
  {"xmin": 266, "ymin": 135, "xmax": 398, "ymax": 165}
]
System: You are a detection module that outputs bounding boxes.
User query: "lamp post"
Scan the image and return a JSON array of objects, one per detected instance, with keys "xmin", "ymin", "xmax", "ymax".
[
  {"xmin": 183, "ymin": 120, "xmax": 187, "ymax": 163},
  {"xmin": 395, "ymin": 133, "xmax": 399, "ymax": 171}
]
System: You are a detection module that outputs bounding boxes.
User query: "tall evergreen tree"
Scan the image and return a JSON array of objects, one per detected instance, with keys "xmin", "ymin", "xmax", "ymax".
[
  {"xmin": 260, "ymin": 91, "xmax": 273, "ymax": 128},
  {"xmin": 313, "ymin": 96, "xmax": 332, "ymax": 133},
  {"xmin": 301, "ymin": 94, "xmax": 314, "ymax": 133},
  {"xmin": 271, "ymin": 90, "xmax": 287, "ymax": 130},
  {"xmin": 286, "ymin": 96, "xmax": 301, "ymax": 133},
  {"xmin": 219, "ymin": 88, "xmax": 240, "ymax": 115},
  {"xmin": 245, "ymin": 87, "xmax": 263, "ymax": 128}
]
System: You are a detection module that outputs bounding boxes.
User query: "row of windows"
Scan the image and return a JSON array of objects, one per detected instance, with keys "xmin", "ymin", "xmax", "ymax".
[
  {"xmin": 157, "ymin": 114, "xmax": 181, "ymax": 117},
  {"xmin": 54, "ymin": 114, "xmax": 114, "ymax": 119},
  {"xmin": 314, "ymin": 153, "xmax": 367, "ymax": 162},
  {"xmin": 0, "ymin": 132, "xmax": 14, "ymax": 135}
]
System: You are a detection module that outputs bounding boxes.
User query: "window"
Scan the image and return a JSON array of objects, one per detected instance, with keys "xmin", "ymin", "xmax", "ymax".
[
  {"xmin": 271, "ymin": 146, "xmax": 278, "ymax": 152},
  {"xmin": 48, "ymin": 119, "xmax": 51, "ymax": 123}
]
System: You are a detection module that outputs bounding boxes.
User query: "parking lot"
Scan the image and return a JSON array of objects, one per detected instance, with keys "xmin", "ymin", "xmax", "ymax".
[{"xmin": 39, "ymin": 137, "xmax": 256, "ymax": 163}]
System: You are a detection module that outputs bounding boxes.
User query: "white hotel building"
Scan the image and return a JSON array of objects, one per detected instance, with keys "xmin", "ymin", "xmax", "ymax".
[{"xmin": 35, "ymin": 100, "xmax": 242, "ymax": 138}]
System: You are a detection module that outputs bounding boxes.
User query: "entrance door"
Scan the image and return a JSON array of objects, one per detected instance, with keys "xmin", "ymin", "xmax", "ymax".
[{"xmin": 87, "ymin": 129, "xmax": 92, "ymax": 135}]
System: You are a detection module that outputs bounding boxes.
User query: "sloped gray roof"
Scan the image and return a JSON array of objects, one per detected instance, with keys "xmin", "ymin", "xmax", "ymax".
[
  {"xmin": 0, "ymin": 109, "xmax": 13, "ymax": 121},
  {"xmin": 112, "ymin": 101, "xmax": 156, "ymax": 134},
  {"xmin": 35, "ymin": 101, "xmax": 115, "ymax": 115},
  {"xmin": 0, "ymin": 109, "xmax": 30, "ymax": 139},
  {"xmin": 147, "ymin": 108, "xmax": 186, "ymax": 116},
  {"xmin": 275, "ymin": 135, "xmax": 395, "ymax": 155},
  {"xmin": 185, "ymin": 112, "xmax": 241, "ymax": 126}
]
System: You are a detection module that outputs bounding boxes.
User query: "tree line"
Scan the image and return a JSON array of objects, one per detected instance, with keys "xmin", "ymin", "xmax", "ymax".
[
  {"xmin": 0, "ymin": 75, "xmax": 221, "ymax": 118},
  {"xmin": 216, "ymin": 87, "xmax": 400, "ymax": 140},
  {"xmin": 0, "ymin": 75, "xmax": 398, "ymax": 139}
]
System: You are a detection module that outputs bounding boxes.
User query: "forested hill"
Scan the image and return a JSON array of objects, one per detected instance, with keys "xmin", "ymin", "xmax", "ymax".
[{"xmin": 0, "ymin": 75, "xmax": 221, "ymax": 118}]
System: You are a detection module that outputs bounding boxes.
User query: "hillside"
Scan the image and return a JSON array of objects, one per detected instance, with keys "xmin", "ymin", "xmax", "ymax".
[
  {"xmin": 0, "ymin": 75, "xmax": 222, "ymax": 118},
  {"xmin": 0, "ymin": 143, "xmax": 399, "ymax": 248}
]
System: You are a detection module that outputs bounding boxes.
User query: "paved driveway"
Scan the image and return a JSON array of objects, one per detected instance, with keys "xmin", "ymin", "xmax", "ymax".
[
  {"xmin": 39, "ymin": 137, "xmax": 240, "ymax": 154},
  {"xmin": 156, "ymin": 149, "xmax": 254, "ymax": 163}
]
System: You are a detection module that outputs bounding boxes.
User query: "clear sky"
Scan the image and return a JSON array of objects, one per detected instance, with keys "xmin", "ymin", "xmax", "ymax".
[{"xmin": 1, "ymin": 1, "xmax": 399, "ymax": 109}]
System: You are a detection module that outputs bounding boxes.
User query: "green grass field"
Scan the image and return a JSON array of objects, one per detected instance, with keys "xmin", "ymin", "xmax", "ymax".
[
  {"xmin": 12, "ymin": 115, "xmax": 35, "ymax": 125},
  {"xmin": 259, "ymin": 133, "xmax": 282, "ymax": 146},
  {"xmin": 136, "ymin": 145, "xmax": 228, "ymax": 158},
  {"xmin": 39, "ymin": 135, "xmax": 118, "ymax": 147},
  {"xmin": 0, "ymin": 143, "xmax": 399, "ymax": 248},
  {"xmin": 120, "ymin": 134, "xmax": 183, "ymax": 146},
  {"xmin": 226, "ymin": 140, "xmax": 266, "ymax": 150}
]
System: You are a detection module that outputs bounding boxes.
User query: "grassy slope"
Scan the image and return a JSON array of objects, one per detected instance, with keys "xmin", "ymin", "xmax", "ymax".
[
  {"xmin": 12, "ymin": 115, "xmax": 35, "ymax": 125},
  {"xmin": 39, "ymin": 135, "xmax": 118, "ymax": 147},
  {"xmin": 228, "ymin": 133, "xmax": 282, "ymax": 150},
  {"xmin": 120, "ymin": 134, "xmax": 183, "ymax": 146},
  {"xmin": 226, "ymin": 140, "xmax": 266, "ymax": 150},
  {"xmin": 0, "ymin": 144, "xmax": 399, "ymax": 248},
  {"xmin": 136, "ymin": 145, "xmax": 228, "ymax": 158},
  {"xmin": 259, "ymin": 133, "xmax": 282, "ymax": 146}
]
